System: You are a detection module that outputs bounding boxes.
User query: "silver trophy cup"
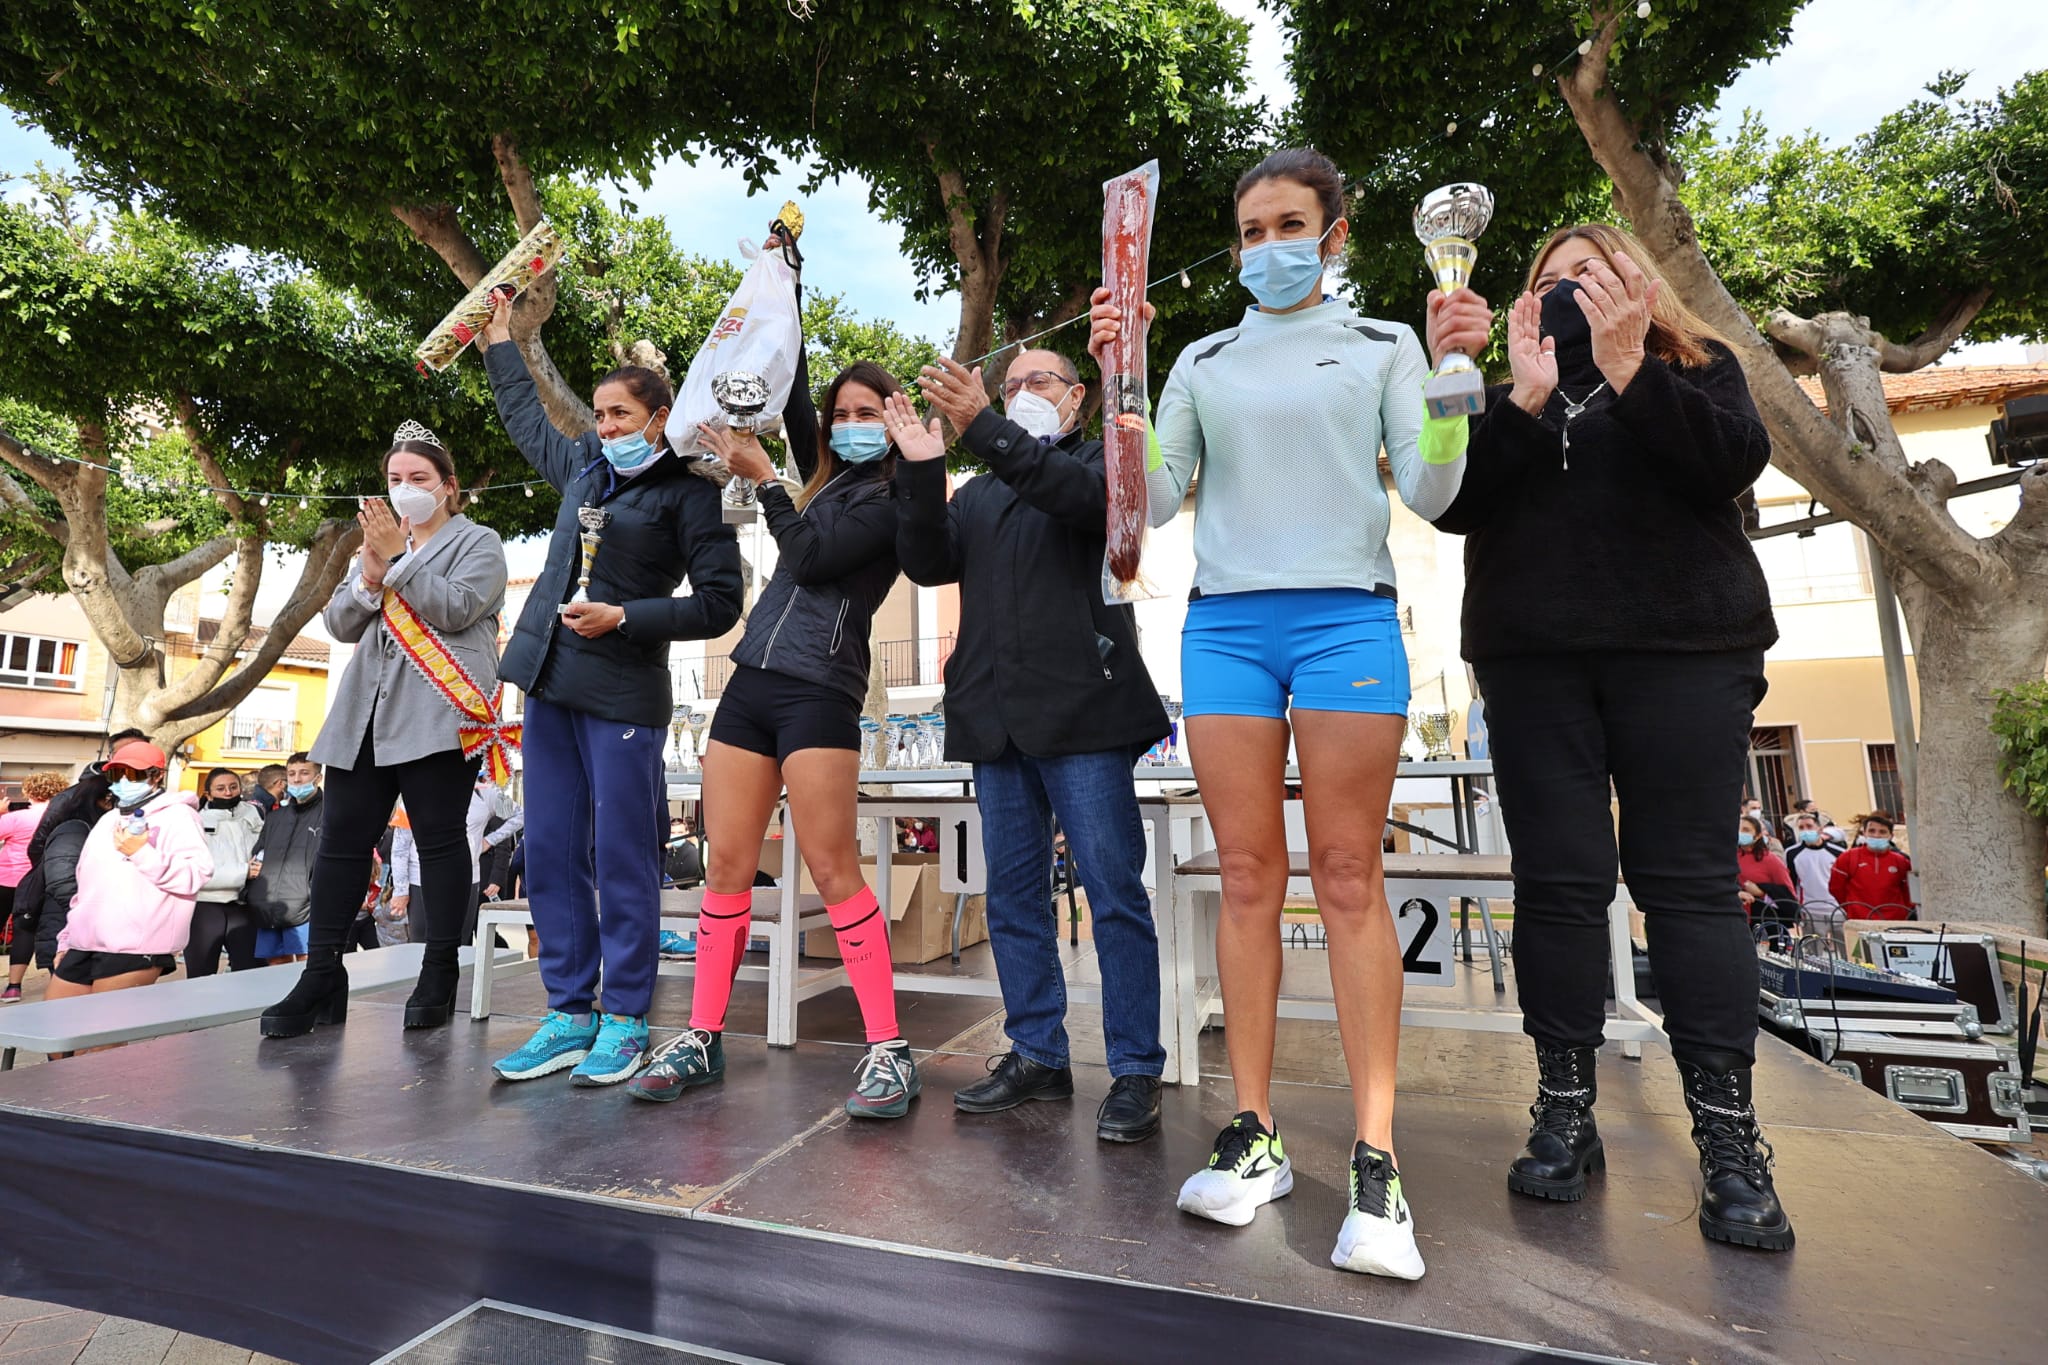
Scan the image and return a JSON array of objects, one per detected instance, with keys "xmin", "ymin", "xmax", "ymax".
[
  {"xmin": 1410, "ymin": 709, "xmax": 1461, "ymax": 762},
  {"xmin": 1413, "ymin": 183, "xmax": 1496, "ymax": 420},
  {"xmin": 562, "ymin": 505, "xmax": 613, "ymax": 612},
  {"xmin": 710, "ymin": 370, "xmax": 782, "ymax": 525}
]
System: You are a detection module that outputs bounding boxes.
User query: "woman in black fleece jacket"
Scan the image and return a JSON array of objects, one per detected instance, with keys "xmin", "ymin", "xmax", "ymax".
[{"xmin": 1428, "ymin": 222, "xmax": 1792, "ymax": 1252}]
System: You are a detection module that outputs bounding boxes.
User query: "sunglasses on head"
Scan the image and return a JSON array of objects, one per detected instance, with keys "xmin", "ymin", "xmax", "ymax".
[{"xmin": 102, "ymin": 764, "xmax": 155, "ymax": 783}]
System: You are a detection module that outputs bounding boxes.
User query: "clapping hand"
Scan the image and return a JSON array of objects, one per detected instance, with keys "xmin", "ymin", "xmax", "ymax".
[
  {"xmin": 883, "ymin": 393, "xmax": 946, "ymax": 463},
  {"xmin": 357, "ymin": 497, "xmax": 409, "ymax": 589},
  {"xmin": 916, "ymin": 357, "xmax": 991, "ymax": 433},
  {"xmin": 1505, "ymin": 292, "xmax": 1558, "ymax": 415},
  {"xmin": 695, "ymin": 422, "xmax": 776, "ymax": 484},
  {"xmin": 1573, "ymin": 251, "xmax": 1658, "ymax": 393}
]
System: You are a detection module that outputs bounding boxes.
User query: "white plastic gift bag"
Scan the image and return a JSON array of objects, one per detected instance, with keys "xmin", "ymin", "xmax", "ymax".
[{"xmin": 667, "ymin": 243, "xmax": 804, "ymax": 445}]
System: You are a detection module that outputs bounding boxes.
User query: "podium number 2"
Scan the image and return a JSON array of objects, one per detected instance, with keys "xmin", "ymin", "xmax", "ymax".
[{"xmin": 1398, "ymin": 898, "xmax": 1444, "ymax": 977}]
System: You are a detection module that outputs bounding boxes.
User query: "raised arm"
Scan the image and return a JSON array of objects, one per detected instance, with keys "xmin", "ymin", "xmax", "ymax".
[
  {"xmin": 893, "ymin": 456, "xmax": 966, "ymax": 587},
  {"xmin": 481, "ymin": 320, "xmax": 592, "ymax": 492},
  {"xmin": 1382, "ymin": 325, "xmax": 1466, "ymax": 521}
]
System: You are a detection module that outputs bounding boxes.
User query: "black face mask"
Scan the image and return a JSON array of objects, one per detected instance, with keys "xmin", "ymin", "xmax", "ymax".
[
  {"xmin": 1539, "ymin": 279, "xmax": 1594, "ymax": 353},
  {"xmin": 206, "ymin": 796, "xmax": 241, "ymax": 810}
]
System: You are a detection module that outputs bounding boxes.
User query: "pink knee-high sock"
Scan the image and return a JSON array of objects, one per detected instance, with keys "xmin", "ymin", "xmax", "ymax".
[
  {"xmin": 828, "ymin": 887, "xmax": 899, "ymax": 1043},
  {"xmin": 688, "ymin": 889, "xmax": 753, "ymax": 1032}
]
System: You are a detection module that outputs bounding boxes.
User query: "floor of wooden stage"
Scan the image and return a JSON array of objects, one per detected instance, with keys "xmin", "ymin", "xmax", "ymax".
[{"xmin": 0, "ymin": 943, "xmax": 2039, "ymax": 1364}]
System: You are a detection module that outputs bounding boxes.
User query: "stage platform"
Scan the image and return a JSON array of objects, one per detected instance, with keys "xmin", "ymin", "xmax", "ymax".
[{"xmin": 0, "ymin": 949, "xmax": 2040, "ymax": 1364}]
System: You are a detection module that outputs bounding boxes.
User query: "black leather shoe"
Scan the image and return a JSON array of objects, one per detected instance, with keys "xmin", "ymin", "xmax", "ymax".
[
  {"xmin": 953, "ymin": 1052, "xmax": 1074, "ymax": 1113},
  {"xmin": 1096, "ymin": 1074, "xmax": 1162, "ymax": 1143},
  {"xmin": 1677, "ymin": 1052, "xmax": 1796, "ymax": 1251},
  {"xmin": 404, "ymin": 945, "xmax": 459, "ymax": 1030},
  {"xmin": 1508, "ymin": 1042, "xmax": 1604, "ymax": 1201},
  {"xmin": 259, "ymin": 950, "xmax": 348, "ymax": 1038}
]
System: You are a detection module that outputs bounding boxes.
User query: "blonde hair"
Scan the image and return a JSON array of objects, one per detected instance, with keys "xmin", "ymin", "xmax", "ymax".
[
  {"xmin": 22, "ymin": 771, "xmax": 67, "ymax": 803},
  {"xmin": 1524, "ymin": 223, "xmax": 1727, "ymax": 369}
]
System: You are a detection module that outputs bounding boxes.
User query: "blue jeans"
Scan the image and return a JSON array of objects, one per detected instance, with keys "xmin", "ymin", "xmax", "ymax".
[
  {"xmin": 523, "ymin": 696, "xmax": 665, "ymax": 1018},
  {"xmin": 974, "ymin": 746, "xmax": 1164, "ymax": 1078}
]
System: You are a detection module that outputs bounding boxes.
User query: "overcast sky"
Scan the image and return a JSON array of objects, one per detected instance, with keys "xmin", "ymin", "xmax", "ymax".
[{"xmin": 2, "ymin": 0, "xmax": 2042, "ymax": 613}]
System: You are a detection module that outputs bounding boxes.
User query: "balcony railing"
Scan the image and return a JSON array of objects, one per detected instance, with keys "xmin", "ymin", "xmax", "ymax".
[
  {"xmin": 674, "ymin": 635, "xmax": 954, "ymax": 702},
  {"xmin": 223, "ymin": 719, "xmax": 302, "ymax": 754}
]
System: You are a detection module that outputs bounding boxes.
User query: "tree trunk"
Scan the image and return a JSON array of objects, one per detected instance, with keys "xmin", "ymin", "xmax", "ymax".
[{"xmin": 1895, "ymin": 571, "xmax": 2048, "ymax": 930}]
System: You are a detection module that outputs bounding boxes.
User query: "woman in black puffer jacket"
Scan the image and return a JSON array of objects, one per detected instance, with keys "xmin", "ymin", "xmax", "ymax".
[
  {"xmin": 628, "ymin": 360, "xmax": 913, "ymax": 1120},
  {"xmin": 25, "ymin": 770, "xmax": 116, "ymax": 970}
]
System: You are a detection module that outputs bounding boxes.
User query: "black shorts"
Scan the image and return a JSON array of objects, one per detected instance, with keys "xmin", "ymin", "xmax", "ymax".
[
  {"xmin": 709, "ymin": 665, "xmax": 860, "ymax": 762},
  {"xmin": 54, "ymin": 949, "xmax": 178, "ymax": 985}
]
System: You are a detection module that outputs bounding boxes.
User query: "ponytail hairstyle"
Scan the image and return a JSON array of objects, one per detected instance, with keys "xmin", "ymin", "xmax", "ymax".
[{"xmin": 1233, "ymin": 147, "xmax": 1346, "ymax": 240}]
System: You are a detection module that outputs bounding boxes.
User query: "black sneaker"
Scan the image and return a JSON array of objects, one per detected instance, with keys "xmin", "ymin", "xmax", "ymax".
[
  {"xmin": 1095, "ymin": 1075, "xmax": 1162, "ymax": 1143},
  {"xmin": 953, "ymin": 1052, "xmax": 1074, "ymax": 1113},
  {"xmin": 627, "ymin": 1028, "xmax": 725, "ymax": 1103}
]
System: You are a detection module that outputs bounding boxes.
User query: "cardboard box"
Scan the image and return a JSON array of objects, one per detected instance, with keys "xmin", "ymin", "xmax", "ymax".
[{"xmin": 788, "ymin": 852, "xmax": 990, "ymax": 966}]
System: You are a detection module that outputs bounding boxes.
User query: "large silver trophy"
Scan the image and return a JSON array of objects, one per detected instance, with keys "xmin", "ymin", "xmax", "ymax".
[
  {"xmin": 1413, "ymin": 183, "xmax": 1495, "ymax": 420},
  {"xmin": 710, "ymin": 370, "xmax": 782, "ymax": 524},
  {"xmin": 560, "ymin": 506, "xmax": 612, "ymax": 612}
]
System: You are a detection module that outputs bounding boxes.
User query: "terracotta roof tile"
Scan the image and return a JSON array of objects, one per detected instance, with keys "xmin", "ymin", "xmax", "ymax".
[
  {"xmin": 1795, "ymin": 363, "xmax": 2048, "ymax": 416},
  {"xmin": 192, "ymin": 619, "xmax": 330, "ymax": 665}
]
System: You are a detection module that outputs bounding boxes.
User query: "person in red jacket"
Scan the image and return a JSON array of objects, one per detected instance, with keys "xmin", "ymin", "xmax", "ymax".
[
  {"xmin": 1828, "ymin": 814, "xmax": 1915, "ymax": 919},
  {"xmin": 1735, "ymin": 817, "xmax": 1797, "ymax": 931}
]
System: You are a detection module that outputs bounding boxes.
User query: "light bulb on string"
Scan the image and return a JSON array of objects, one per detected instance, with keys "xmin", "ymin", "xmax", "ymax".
[
  {"xmin": 1532, "ymin": 62, "xmax": 1545, "ymax": 77},
  {"xmin": 1637, "ymin": 2, "xmax": 1651, "ymax": 17},
  {"xmin": 1179, "ymin": 269, "xmax": 1191, "ymax": 289},
  {"xmin": 524, "ymin": 484, "xmax": 535, "ymax": 497},
  {"xmin": 299, "ymin": 497, "xmax": 309, "ymax": 510},
  {"xmin": 1445, "ymin": 121, "xmax": 1458, "ymax": 135},
  {"xmin": 1578, "ymin": 39, "xmax": 1593, "ymax": 55}
]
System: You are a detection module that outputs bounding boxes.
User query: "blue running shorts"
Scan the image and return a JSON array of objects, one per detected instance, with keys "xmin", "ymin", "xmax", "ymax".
[{"xmin": 1181, "ymin": 588, "xmax": 1411, "ymax": 720}]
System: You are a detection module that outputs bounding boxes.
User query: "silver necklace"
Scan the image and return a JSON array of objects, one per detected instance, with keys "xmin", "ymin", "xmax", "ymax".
[{"xmin": 1557, "ymin": 381, "xmax": 1608, "ymax": 468}]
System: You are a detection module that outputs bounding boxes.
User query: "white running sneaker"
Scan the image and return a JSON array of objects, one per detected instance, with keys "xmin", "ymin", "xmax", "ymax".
[
  {"xmin": 1332, "ymin": 1141, "xmax": 1426, "ymax": 1280},
  {"xmin": 1177, "ymin": 1111, "xmax": 1293, "ymax": 1227}
]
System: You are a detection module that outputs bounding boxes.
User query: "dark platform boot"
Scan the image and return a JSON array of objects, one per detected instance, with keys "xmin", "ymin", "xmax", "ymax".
[
  {"xmin": 404, "ymin": 944, "xmax": 460, "ymax": 1029},
  {"xmin": 1676, "ymin": 1052, "xmax": 1796, "ymax": 1251},
  {"xmin": 259, "ymin": 948, "xmax": 349, "ymax": 1038},
  {"xmin": 1507, "ymin": 1042, "xmax": 1605, "ymax": 1202}
]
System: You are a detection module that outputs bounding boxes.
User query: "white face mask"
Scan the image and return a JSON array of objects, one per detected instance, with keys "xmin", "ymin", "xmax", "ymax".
[
  {"xmin": 1008, "ymin": 387, "xmax": 1075, "ymax": 441},
  {"xmin": 389, "ymin": 480, "xmax": 446, "ymax": 524}
]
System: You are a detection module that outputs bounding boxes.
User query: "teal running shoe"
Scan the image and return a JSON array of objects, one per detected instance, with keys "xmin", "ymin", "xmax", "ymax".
[
  {"xmin": 571, "ymin": 1013, "xmax": 650, "ymax": 1086},
  {"xmin": 846, "ymin": 1039, "xmax": 921, "ymax": 1119},
  {"xmin": 658, "ymin": 930, "xmax": 697, "ymax": 960},
  {"xmin": 492, "ymin": 1010, "xmax": 599, "ymax": 1082}
]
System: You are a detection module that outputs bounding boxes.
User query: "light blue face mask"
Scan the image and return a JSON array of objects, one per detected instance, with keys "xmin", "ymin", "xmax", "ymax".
[
  {"xmin": 109, "ymin": 779, "xmax": 154, "ymax": 807},
  {"xmin": 601, "ymin": 413, "xmax": 663, "ymax": 470},
  {"xmin": 1865, "ymin": 836, "xmax": 1892, "ymax": 853},
  {"xmin": 1737, "ymin": 832, "xmax": 1755, "ymax": 848},
  {"xmin": 830, "ymin": 422, "xmax": 891, "ymax": 464},
  {"xmin": 287, "ymin": 783, "xmax": 318, "ymax": 802},
  {"xmin": 1239, "ymin": 223, "xmax": 1337, "ymax": 310}
]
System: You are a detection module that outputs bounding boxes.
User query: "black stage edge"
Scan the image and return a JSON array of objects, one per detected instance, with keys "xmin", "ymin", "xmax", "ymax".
[{"xmin": 1, "ymin": 964, "xmax": 2042, "ymax": 1364}]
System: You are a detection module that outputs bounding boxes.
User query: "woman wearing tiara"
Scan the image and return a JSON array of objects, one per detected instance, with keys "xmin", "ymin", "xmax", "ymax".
[
  {"xmin": 477, "ymin": 290, "xmax": 745, "ymax": 1088},
  {"xmin": 260, "ymin": 421, "xmax": 510, "ymax": 1036}
]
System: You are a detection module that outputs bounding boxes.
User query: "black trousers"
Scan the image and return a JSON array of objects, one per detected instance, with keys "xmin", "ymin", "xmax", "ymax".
[
  {"xmin": 1474, "ymin": 649, "xmax": 1766, "ymax": 1065},
  {"xmin": 309, "ymin": 730, "xmax": 478, "ymax": 958},
  {"xmin": 185, "ymin": 900, "xmax": 259, "ymax": 976},
  {"xmin": 1, "ymin": 883, "xmax": 30, "ymax": 969}
]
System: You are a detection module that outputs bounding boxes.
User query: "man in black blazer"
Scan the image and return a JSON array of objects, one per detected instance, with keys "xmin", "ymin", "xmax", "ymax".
[{"xmin": 897, "ymin": 349, "xmax": 1170, "ymax": 1143}]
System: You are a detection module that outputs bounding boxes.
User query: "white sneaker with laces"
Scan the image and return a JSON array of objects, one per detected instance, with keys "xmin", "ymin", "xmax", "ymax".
[
  {"xmin": 1177, "ymin": 1111, "xmax": 1293, "ymax": 1227},
  {"xmin": 1332, "ymin": 1141, "xmax": 1425, "ymax": 1280}
]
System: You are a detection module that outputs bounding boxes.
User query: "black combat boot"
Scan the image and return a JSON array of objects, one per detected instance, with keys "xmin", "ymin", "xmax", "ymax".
[
  {"xmin": 1507, "ymin": 1042, "xmax": 1605, "ymax": 1201},
  {"xmin": 1676, "ymin": 1051, "xmax": 1796, "ymax": 1251},
  {"xmin": 259, "ymin": 948, "xmax": 349, "ymax": 1038}
]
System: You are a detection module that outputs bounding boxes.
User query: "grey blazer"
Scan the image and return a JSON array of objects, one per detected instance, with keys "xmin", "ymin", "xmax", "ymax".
[{"xmin": 309, "ymin": 515, "xmax": 509, "ymax": 770}]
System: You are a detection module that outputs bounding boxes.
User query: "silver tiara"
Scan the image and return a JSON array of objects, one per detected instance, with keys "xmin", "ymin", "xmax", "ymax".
[{"xmin": 391, "ymin": 419, "xmax": 445, "ymax": 450}]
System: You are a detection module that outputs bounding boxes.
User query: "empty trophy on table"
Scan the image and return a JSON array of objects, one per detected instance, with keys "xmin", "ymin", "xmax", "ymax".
[
  {"xmin": 859, "ymin": 716, "xmax": 883, "ymax": 771},
  {"xmin": 686, "ymin": 709, "xmax": 710, "ymax": 770},
  {"xmin": 1410, "ymin": 709, "xmax": 1461, "ymax": 762},
  {"xmin": 668, "ymin": 707, "xmax": 689, "ymax": 769}
]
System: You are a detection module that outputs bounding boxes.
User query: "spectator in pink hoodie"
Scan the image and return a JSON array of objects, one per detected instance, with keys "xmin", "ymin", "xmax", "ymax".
[
  {"xmin": 1, "ymin": 770, "xmax": 67, "ymax": 1002},
  {"xmin": 47, "ymin": 740, "xmax": 211, "ymax": 1003}
]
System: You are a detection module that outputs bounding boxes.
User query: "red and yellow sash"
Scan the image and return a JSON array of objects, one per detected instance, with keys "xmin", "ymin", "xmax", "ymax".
[{"xmin": 381, "ymin": 590, "xmax": 522, "ymax": 783}]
